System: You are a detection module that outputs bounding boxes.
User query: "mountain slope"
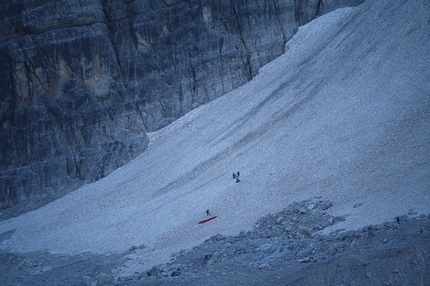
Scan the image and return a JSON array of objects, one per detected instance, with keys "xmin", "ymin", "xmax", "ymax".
[
  {"xmin": 1, "ymin": 0, "xmax": 365, "ymax": 210},
  {"xmin": 0, "ymin": 0, "xmax": 429, "ymax": 272}
]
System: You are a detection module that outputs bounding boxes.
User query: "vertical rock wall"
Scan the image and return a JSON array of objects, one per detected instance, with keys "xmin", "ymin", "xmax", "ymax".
[{"xmin": 0, "ymin": 0, "xmax": 364, "ymax": 212}]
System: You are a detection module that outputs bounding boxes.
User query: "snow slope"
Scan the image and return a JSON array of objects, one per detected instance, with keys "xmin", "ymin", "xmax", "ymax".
[{"xmin": 1, "ymin": 0, "xmax": 429, "ymax": 271}]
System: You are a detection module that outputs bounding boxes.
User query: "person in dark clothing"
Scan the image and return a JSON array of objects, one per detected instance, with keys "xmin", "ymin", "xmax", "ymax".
[
  {"xmin": 237, "ymin": 171, "xmax": 240, "ymax": 178},
  {"xmin": 206, "ymin": 209, "xmax": 211, "ymax": 216}
]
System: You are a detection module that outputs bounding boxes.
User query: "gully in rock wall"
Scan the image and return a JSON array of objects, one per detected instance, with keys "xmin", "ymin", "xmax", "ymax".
[{"xmin": 0, "ymin": 0, "xmax": 364, "ymax": 214}]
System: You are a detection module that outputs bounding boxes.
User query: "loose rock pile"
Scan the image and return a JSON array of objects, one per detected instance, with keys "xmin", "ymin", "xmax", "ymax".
[
  {"xmin": 135, "ymin": 198, "xmax": 430, "ymax": 285},
  {"xmin": 1, "ymin": 198, "xmax": 429, "ymax": 285}
]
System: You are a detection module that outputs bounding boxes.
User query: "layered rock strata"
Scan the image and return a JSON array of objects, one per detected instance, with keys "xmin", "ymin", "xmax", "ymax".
[{"xmin": 0, "ymin": 0, "xmax": 364, "ymax": 211}]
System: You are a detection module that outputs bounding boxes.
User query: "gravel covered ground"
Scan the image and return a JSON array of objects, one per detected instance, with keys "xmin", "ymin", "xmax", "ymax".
[
  {"xmin": 0, "ymin": 1, "xmax": 429, "ymax": 285},
  {"xmin": 1, "ymin": 198, "xmax": 429, "ymax": 285}
]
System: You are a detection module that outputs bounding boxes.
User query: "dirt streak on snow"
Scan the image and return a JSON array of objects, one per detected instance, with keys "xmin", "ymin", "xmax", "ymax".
[{"xmin": 1, "ymin": 0, "xmax": 429, "ymax": 272}]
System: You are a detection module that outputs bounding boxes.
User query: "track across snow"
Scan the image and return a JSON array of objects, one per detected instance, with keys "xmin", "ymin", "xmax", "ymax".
[{"xmin": 0, "ymin": 0, "xmax": 429, "ymax": 272}]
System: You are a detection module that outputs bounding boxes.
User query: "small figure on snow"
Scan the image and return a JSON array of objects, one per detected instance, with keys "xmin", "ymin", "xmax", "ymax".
[
  {"xmin": 232, "ymin": 172, "xmax": 238, "ymax": 179},
  {"xmin": 237, "ymin": 171, "xmax": 240, "ymax": 178},
  {"xmin": 206, "ymin": 209, "xmax": 211, "ymax": 216}
]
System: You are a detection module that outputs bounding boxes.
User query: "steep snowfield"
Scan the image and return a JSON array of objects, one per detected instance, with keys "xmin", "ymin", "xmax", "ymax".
[{"xmin": 1, "ymin": 0, "xmax": 429, "ymax": 271}]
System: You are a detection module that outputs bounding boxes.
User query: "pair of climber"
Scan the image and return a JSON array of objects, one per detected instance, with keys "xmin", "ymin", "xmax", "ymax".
[
  {"xmin": 205, "ymin": 170, "xmax": 242, "ymax": 217},
  {"xmin": 232, "ymin": 171, "xmax": 241, "ymax": 183}
]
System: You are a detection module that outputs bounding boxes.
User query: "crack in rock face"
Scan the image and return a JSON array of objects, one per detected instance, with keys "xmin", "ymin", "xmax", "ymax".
[{"xmin": 0, "ymin": 0, "xmax": 364, "ymax": 214}]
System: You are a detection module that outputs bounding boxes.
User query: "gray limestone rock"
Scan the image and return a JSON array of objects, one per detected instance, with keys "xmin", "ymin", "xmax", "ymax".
[{"xmin": 0, "ymin": 0, "xmax": 364, "ymax": 212}]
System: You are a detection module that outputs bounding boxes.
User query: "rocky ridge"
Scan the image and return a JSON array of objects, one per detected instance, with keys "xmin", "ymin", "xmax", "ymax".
[
  {"xmin": 0, "ymin": 0, "xmax": 364, "ymax": 213},
  {"xmin": 0, "ymin": 198, "xmax": 428, "ymax": 285},
  {"xmin": 139, "ymin": 199, "xmax": 430, "ymax": 285}
]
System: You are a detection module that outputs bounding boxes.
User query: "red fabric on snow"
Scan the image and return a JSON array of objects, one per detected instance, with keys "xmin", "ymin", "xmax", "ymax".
[{"xmin": 198, "ymin": 216, "xmax": 217, "ymax": 224}]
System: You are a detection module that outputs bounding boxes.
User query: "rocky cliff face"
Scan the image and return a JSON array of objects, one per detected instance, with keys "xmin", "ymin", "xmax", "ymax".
[{"xmin": 0, "ymin": 0, "xmax": 364, "ymax": 212}]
